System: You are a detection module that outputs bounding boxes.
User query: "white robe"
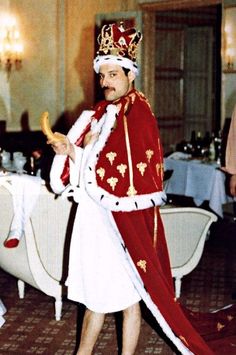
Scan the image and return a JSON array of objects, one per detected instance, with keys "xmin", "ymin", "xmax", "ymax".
[{"xmin": 65, "ymin": 142, "xmax": 141, "ymax": 313}]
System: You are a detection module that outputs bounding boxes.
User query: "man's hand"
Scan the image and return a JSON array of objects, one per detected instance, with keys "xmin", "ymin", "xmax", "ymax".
[
  {"xmin": 83, "ymin": 131, "xmax": 99, "ymax": 147},
  {"xmin": 229, "ymin": 174, "xmax": 236, "ymax": 197},
  {"xmin": 48, "ymin": 135, "xmax": 75, "ymax": 162}
]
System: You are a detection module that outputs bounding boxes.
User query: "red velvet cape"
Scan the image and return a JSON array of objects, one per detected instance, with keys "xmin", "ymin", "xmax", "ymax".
[{"xmin": 50, "ymin": 89, "xmax": 236, "ymax": 354}]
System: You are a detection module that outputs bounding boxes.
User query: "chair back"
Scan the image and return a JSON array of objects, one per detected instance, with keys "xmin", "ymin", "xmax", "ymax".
[{"xmin": 160, "ymin": 207, "xmax": 217, "ymax": 276}]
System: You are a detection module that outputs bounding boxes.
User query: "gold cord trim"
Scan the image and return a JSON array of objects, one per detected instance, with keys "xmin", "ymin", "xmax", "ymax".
[
  {"xmin": 123, "ymin": 115, "xmax": 137, "ymax": 196},
  {"xmin": 153, "ymin": 206, "xmax": 158, "ymax": 248}
]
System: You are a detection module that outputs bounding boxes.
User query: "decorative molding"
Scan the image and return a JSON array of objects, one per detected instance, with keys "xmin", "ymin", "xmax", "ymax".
[
  {"xmin": 56, "ymin": 0, "xmax": 65, "ymax": 116},
  {"xmin": 142, "ymin": 11, "xmax": 156, "ymax": 108},
  {"xmin": 224, "ymin": 0, "xmax": 236, "ymax": 7},
  {"xmin": 223, "ymin": 69, "xmax": 236, "ymax": 73},
  {"xmin": 138, "ymin": 0, "xmax": 222, "ymax": 10}
]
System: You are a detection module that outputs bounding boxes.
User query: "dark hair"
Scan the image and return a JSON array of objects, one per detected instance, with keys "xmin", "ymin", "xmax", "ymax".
[{"xmin": 122, "ymin": 67, "xmax": 130, "ymax": 76}]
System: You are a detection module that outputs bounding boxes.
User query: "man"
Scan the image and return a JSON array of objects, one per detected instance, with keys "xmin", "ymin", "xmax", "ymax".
[
  {"xmin": 224, "ymin": 105, "xmax": 236, "ymax": 300},
  {"xmin": 48, "ymin": 23, "xmax": 213, "ymax": 354},
  {"xmin": 224, "ymin": 105, "xmax": 236, "ymax": 197}
]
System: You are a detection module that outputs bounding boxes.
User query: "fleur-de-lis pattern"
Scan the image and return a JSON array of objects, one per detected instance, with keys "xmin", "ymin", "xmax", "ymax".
[
  {"xmin": 117, "ymin": 164, "xmax": 127, "ymax": 177},
  {"xmin": 96, "ymin": 167, "xmax": 105, "ymax": 180},
  {"xmin": 137, "ymin": 259, "xmax": 147, "ymax": 272},
  {"xmin": 96, "ymin": 148, "xmax": 163, "ymax": 194},
  {"xmin": 93, "ymin": 91, "xmax": 164, "ymax": 198},
  {"xmin": 107, "ymin": 177, "xmax": 118, "ymax": 191},
  {"xmin": 179, "ymin": 336, "xmax": 189, "ymax": 346},
  {"xmin": 137, "ymin": 162, "xmax": 147, "ymax": 176},
  {"xmin": 217, "ymin": 322, "xmax": 225, "ymax": 331},
  {"xmin": 156, "ymin": 163, "xmax": 163, "ymax": 177},
  {"xmin": 146, "ymin": 149, "xmax": 154, "ymax": 163},
  {"xmin": 106, "ymin": 152, "xmax": 117, "ymax": 165}
]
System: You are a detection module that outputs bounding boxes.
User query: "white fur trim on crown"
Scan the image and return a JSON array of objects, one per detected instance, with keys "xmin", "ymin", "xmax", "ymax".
[{"xmin": 93, "ymin": 55, "xmax": 139, "ymax": 76}]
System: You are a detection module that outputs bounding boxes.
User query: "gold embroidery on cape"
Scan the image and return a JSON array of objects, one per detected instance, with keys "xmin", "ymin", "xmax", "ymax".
[
  {"xmin": 157, "ymin": 139, "xmax": 164, "ymax": 179},
  {"xmin": 227, "ymin": 315, "xmax": 233, "ymax": 321},
  {"xmin": 96, "ymin": 167, "xmax": 105, "ymax": 180},
  {"xmin": 217, "ymin": 322, "xmax": 225, "ymax": 331},
  {"xmin": 123, "ymin": 115, "xmax": 137, "ymax": 196},
  {"xmin": 127, "ymin": 185, "xmax": 137, "ymax": 196},
  {"xmin": 129, "ymin": 92, "xmax": 136, "ymax": 105},
  {"xmin": 179, "ymin": 336, "xmax": 189, "ymax": 346},
  {"xmin": 137, "ymin": 259, "xmax": 147, "ymax": 273},
  {"xmin": 117, "ymin": 164, "xmax": 127, "ymax": 177},
  {"xmin": 124, "ymin": 99, "xmax": 130, "ymax": 114},
  {"xmin": 106, "ymin": 152, "xmax": 117, "ymax": 165},
  {"xmin": 153, "ymin": 206, "xmax": 158, "ymax": 248},
  {"xmin": 156, "ymin": 163, "xmax": 161, "ymax": 176},
  {"xmin": 137, "ymin": 162, "xmax": 147, "ymax": 176},
  {"xmin": 146, "ymin": 149, "xmax": 154, "ymax": 163},
  {"xmin": 157, "ymin": 137, "xmax": 161, "ymax": 153},
  {"xmin": 156, "ymin": 163, "xmax": 164, "ymax": 178},
  {"xmin": 107, "ymin": 177, "xmax": 118, "ymax": 191},
  {"xmin": 161, "ymin": 163, "xmax": 164, "ymax": 180}
]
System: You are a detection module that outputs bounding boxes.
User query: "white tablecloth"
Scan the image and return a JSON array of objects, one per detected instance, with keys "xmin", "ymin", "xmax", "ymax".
[{"xmin": 164, "ymin": 157, "xmax": 232, "ymax": 217}]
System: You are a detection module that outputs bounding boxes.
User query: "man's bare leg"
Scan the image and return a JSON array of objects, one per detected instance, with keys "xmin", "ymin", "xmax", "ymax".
[
  {"xmin": 122, "ymin": 302, "xmax": 141, "ymax": 355},
  {"xmin": 76, "ymin": 309, "xmax": 105, "ymax": 355}
]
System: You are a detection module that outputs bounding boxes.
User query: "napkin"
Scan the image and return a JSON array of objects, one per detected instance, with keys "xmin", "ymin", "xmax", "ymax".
[{"xmin": 5, "ymin": 174, "xmax": 42, "ymax": 245}]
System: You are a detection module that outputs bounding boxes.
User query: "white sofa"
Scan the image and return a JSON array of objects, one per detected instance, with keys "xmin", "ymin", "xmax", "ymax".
[
  {"xmin": 0, "ymin": 176, "xmax": 217, "ymax": 320},
  {"xmin": 0, "ymin": 299, "xmax": 6, "ymax": 327},
  {"xmin": 0, "ymin": 177, "xmax": 73, "ymax": 320}
]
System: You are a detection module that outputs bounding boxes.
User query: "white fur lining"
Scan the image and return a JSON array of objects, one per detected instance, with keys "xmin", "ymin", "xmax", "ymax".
[
  {"xmin": 84, "ymin": 104, "xmax": 167, "ymax": 212},
  {"xmin": 50, "ymin": 110, "xmax": 94, "ymax": 194},
  {"xmin": 50, "ymin": 154, "xmax": 69, "ymax": 194}
]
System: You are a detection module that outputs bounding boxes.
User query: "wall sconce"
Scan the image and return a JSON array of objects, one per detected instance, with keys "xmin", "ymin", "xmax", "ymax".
[
  {"xmin": 224, "ymin": 13, "xmax": 236, "ymax": 71},
  {"xmin": 0, "ymin": 14, "xmax": 23, "ymax": 78},
  {"xmin": 225, "ymin": 47, "xmax": 234, "ymax": 70}
]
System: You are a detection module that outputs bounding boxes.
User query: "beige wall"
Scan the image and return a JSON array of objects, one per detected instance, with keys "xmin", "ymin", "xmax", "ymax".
[
  {"xmin": 64, "ymin": 0, "xmax": 138, "ymax": 126},
  {"xmin": 0, "ymin": 0, "xmax": 11, "ymax": 123},
  {"xmin": 0, "ymin": 0, "xmax": 138, "ymax": 131},
  {"xmin": 9, "ymin": 0, "xmax": 60, "ymax": 130}
]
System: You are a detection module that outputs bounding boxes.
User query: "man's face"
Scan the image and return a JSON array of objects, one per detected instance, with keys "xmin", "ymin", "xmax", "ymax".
[{"xmin": 99, "ymin": 64, "xmax": 135, "ymax": 101}]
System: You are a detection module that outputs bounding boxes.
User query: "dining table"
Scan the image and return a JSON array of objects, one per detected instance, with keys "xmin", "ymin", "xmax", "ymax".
[{"xmin": 164, "ymin": 152, "xmax": 233, "ymax": 217}]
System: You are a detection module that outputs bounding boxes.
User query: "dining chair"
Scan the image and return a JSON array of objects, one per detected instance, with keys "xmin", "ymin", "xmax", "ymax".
[
  {"xmin": 163, "ymin": 169, "xmax": 173, "ymax": 205},
  {"xmin": 160, "ymin": 207, "xmax": 218, "ymax": 298}
]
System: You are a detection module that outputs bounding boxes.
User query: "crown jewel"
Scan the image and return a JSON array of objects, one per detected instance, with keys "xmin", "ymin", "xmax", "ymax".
[{"xmin": 97, "ymin": 23, "xmax": 142, "ymax": 62}]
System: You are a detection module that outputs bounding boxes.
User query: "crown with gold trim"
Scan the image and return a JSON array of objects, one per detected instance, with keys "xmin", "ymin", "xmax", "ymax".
[{"xmin": 93, "ymin": 23, "xmax": 142, "ymax": 76}]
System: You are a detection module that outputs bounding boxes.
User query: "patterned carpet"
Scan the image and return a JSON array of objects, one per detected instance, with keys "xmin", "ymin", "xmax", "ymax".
[{"xmin": 0, "ymin": 217, "xmax": 236, "ymax": 355}]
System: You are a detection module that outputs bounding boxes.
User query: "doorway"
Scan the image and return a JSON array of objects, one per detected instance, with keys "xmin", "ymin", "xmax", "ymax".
[{"xmin": 154, "ymin": 6, "xmax": 222, "ymax": 153}]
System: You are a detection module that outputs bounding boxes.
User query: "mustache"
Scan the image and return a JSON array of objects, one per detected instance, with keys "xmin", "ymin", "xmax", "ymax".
[{"xmin": 102, "ymin": 86, "xmax": 115, "ymax": 92}]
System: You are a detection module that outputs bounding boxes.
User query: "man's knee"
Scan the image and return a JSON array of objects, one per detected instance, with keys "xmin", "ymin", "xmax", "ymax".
[{"xmin": 123, "ymin": 302, "xmax": 141, "ymax": 318}]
